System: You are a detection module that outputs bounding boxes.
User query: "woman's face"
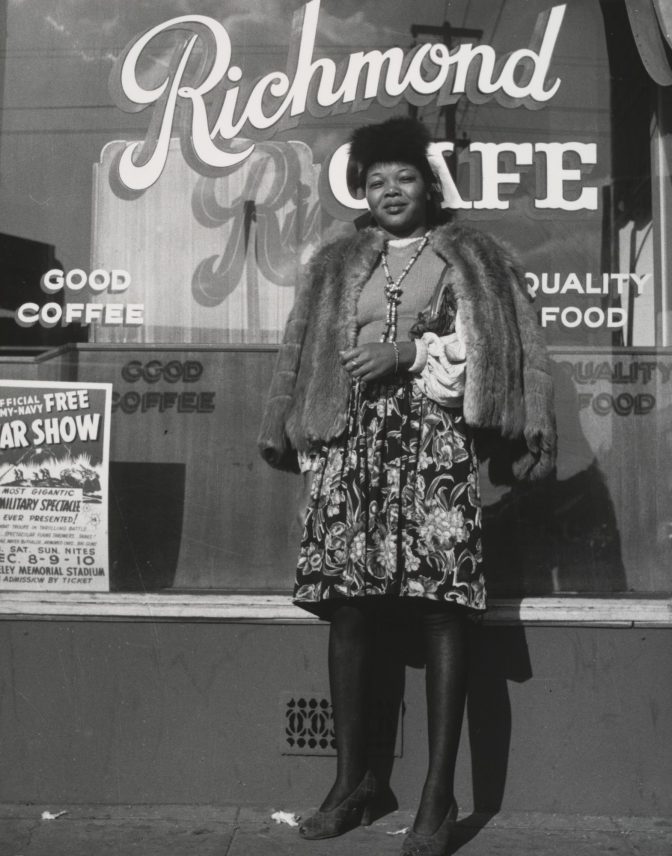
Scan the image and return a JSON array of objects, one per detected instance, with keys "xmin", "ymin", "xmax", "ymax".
[{"xmin": 365, "ymin": 161, "xmax": 428, "ymax": 239}]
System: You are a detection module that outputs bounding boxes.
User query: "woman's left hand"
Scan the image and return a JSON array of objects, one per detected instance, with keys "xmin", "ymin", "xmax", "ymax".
[{"xmin": 340, "ymin": 341, "xmax": 416, "ymax": 382}]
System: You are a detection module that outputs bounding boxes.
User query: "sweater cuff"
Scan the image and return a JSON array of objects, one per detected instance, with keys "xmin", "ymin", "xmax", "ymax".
[{"xmin": 409, "ymin": 338, "xmax": 429, "ymax": 373}]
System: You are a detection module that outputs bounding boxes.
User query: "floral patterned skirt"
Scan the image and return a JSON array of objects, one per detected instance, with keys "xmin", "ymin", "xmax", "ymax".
[{"xmin": 293, "ymin": 377, "xmax": 485, "ymax": 617}]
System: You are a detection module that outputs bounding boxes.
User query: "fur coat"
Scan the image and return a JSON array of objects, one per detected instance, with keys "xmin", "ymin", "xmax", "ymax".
[{"xmin": 258, "ymin": 221, "xmax": 556, "ymax": 481}]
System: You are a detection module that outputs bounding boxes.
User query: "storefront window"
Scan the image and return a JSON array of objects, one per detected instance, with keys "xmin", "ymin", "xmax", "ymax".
[{"xmin": 1, "ymin": 0, "xmax": 670, "ymax": 600}]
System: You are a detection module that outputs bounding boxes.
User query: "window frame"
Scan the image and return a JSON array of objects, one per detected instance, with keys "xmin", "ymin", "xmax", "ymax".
[
  {"xmin": 0, "ymin": 591, "xmax": 669, "ymax": 626},
  {"xmin": 1, "ymin": 15, "xmax": 671, "ymax": 627}
]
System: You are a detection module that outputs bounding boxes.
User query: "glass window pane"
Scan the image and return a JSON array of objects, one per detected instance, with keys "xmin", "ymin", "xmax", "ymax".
[{"xmin": 0, "ymin": 0, "xmax": 670, "ymax": 597}]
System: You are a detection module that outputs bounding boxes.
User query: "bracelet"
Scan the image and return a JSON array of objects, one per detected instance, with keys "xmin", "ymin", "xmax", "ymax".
[
  {"xmin": 390, "ymin": 340, "xmax": 400, "ymax": 374},
  {"xmin": 409, "ymin": 337, "xmax": 429, "ymax": 373}
]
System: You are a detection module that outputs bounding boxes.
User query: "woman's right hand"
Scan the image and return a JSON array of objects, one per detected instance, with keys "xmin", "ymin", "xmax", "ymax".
[{"xmin": 340, "ymin": 341, "xmax": 416, "ymax": 382}]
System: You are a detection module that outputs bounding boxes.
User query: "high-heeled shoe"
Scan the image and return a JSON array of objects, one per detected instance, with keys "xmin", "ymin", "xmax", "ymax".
[
  {"xmin": 400, "ymin": 799, "xmax": 458, "ymax": 856},
  {"xmin": 298, "ymin": 770, "xmax": 378, "ymax": 839}
]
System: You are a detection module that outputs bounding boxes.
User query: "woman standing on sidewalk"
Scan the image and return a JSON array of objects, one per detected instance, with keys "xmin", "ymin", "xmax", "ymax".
[{"xmin": 259, "ymin": 116, "xmax": 555, "ymax": 855}]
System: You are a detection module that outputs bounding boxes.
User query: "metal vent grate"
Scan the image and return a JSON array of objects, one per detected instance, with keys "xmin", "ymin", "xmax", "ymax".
[{"xmin": 280, "ymin": 692, "xmax": 403, "ymax": 757}]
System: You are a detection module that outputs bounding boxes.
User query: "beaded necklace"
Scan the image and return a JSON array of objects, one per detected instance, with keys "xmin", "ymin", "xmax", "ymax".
[{"xmin": 379, "ymin": 230, "xmax": 432, "ymax": 343}]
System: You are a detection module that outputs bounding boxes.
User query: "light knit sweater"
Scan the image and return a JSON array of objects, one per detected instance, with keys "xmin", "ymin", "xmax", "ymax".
[{"xmin": 356, "ymin": 236, "xmax": 448, "ymax": 343}]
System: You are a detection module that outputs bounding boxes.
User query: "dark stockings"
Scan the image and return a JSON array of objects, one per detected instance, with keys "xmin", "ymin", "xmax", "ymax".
[
  {"xmin": 320, "ymin": 603, "xmax": 373, "ymax": 810},
  {"xmin": 413, "ymin": 604, "xmax": 468, "ymax": 834},
  {"xmin": 321, "ymin": 601, "xmax": 468, "ymax": 833}
]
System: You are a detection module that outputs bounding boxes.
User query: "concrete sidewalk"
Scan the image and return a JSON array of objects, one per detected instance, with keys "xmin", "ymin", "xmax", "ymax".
[{"xmin": 1, "ymin": 804, "xmax": 670, "ymax": 856}]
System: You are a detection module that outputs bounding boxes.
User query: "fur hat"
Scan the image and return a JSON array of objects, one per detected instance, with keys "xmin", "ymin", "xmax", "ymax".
[{"xmin": 346, "ymin": 116, "xmax": 435, "ymax": 197}]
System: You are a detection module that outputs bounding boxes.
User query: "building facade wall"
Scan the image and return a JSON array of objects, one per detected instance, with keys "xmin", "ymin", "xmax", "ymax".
[{"xmin": 1, "ymin": 619, "xmax": 670, "ymax": 817}]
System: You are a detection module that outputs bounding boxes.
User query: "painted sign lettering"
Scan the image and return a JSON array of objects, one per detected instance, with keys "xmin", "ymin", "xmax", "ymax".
[{"xmin": 109, "ymin": 0, "xmax": 568, "ymax": 193}]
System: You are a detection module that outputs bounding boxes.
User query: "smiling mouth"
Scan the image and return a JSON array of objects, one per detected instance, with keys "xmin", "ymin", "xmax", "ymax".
[{"xmin": 384, "ymin": 204, "xmax": 406, "ymax": 214}]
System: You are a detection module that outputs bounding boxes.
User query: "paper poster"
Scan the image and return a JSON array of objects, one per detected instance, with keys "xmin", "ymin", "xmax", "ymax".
[{"xmin": 0, "ymin": 380, "xmax": 111, "ymax": 591}]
